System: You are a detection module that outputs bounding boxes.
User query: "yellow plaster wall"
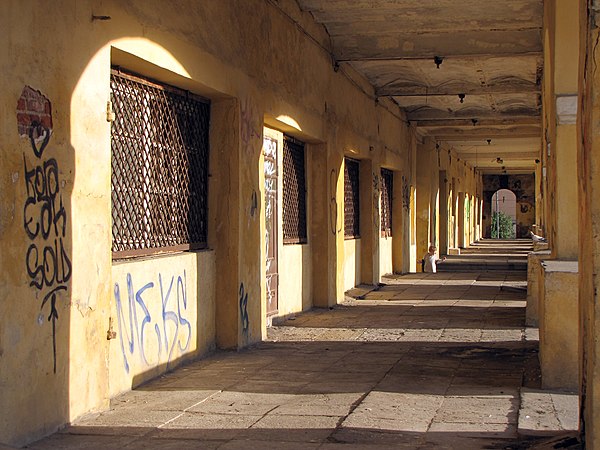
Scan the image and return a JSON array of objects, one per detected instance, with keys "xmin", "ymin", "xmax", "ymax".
[
  {"xmin": 279, "ymin": 244, "xmax": 313, "ymax": 315},
  {"xmin": 578, "ymin": 0, "xmax": 600, "ymax": 444},
  {"xmin": 555, "ymin": 125, "xmax": 579, "ymax": 258},
  {"xmin": 0, "ymin": 0, "xmax": 417, "ymax": 445},
  {"xmin": 379, "ymin": 237, "xmax": 394, "ymax": 276},
  {"xmin": 343, "ymin": 239, "xmax": 362, "ymax": 292},
  {"xmin": 542, "ymin": 0, "xmax": 580, "ymax": 257},
  {"xmin": 416, "ymin": 141, "xmax": 435, "ymax": 262},
  {"xmin": 262, "ymin": 126, "xmax": 314, "ymax": 319},
  {"xmin": 109, "ymin": 251, "xmax": 216, "ymax": 396},
  {"xmin": 418, "ymin": 141, "xmax": 480, "ymax": 257},
  {"xmin": 526, "ymin": 251, "xmax": 551, "ymax": 326},
  {"xmin": 538, "ymin": 261, "xmax": 579, "ymax": 390}
]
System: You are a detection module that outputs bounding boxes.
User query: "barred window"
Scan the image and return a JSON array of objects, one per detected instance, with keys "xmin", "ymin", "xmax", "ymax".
[
  {"xmin": 344, "ymin": 158, "xmax": 360, "ymax": 239},
  {"xmin": 110, "ymin": 69, "xmax": 210, "ymax": 258},
  {"xmin": 381, "ymin": 168, "xmax": 393, "ymax": 235},
  {"xmin": 282, "ymin": 135, "xmax": 307, "ymax": 244}
]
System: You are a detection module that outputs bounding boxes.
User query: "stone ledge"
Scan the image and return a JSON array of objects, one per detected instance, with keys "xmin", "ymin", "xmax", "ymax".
[
  {"xmin": 519, "ymin": 388, "xmax": 578, "ymax": 436},
  {"xmin": 541, "ymin": 260, "xmax": 578, "ymax": 273}
]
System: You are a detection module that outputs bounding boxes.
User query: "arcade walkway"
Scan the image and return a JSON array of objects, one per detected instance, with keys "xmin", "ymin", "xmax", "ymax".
[{"xmin": 21, "ymin": 241, "xmax": 578, "ymax": 450}]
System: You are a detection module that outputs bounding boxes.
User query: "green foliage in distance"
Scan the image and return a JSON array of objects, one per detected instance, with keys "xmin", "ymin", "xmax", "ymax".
[{"xmin": 491, "ymin": 211, "xmax": 515, "ymax": 239}]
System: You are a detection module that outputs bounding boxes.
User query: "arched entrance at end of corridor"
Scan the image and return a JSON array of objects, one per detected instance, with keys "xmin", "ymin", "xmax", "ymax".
[
  {"xmin": 491, "ymin": 189, "xmax": 516, "ymax": 239},
  {"xmin": 482, "ymin": 174, "xmax": 536, "ymax": 239}
]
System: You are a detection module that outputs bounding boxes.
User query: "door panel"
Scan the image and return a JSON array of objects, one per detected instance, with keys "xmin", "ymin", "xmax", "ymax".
[{"xmin": 264, "ymin": 135, "xmax": 278, "ymax": 315}]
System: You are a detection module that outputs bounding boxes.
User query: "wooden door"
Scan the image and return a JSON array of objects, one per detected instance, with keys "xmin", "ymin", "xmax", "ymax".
[{"xmin": 263, "ymin": 135, "xmax": 279, "ymax": 315}]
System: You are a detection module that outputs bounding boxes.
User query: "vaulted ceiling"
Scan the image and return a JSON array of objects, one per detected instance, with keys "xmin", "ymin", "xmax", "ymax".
[{"xmin": 296, "ymin": 0, "xmax": 543, "ymax": 174}]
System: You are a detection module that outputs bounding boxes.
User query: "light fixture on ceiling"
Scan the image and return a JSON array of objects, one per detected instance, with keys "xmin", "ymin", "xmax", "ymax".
[
  {"xmin": 434, "ymin": 56, "xmax": 444, "ymax": 69},
  {"xmin": 471, "ymin": 118, "xmax": 478, "ymax": 126},
  {"xmin": 535, "ymin": 158, "xmax": 540, "ymax": 163},
  {"xmin": 487, "ymin": 139, "xmax": 492, "ymax": 145},
  {"xmin": 496, "ymin": 157, "xmax": 503, "ymax": 164},
  {"xmin": 458, "ymin": 93, "xmax": 465, "ymax": 103}
]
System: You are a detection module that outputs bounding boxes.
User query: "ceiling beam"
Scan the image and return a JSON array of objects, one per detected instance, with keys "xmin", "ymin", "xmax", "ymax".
[
  {"xmin": 415, "ymin": 117, "xmax": 541, "ymax": 127},
  {"xmin": 459, "ymin": 152, "xmax": 539, "ymax": 160},
  {"xmin": 430, "ymin": 126, "xmax": 541, "ymax": 140},
  {"xmin": 407, "ymin": 110, "xmax": 540, "ymax": 121},
  {"xmin": 334, "ymin": 30, "xmax": 542, "ymax": 61},
  {"xmin": 298, "ymin": 0, "xmax": 540, "ymax": 9},
  {"xmin": 478, "ymin": 168, "xmax": 537, "ymax": 174},
  {"xmin": 377, "ymin": 82, "xmax": 539, "ymax": 97}
]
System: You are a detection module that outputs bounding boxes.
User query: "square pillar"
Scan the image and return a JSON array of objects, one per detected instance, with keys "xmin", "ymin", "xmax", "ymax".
[
  {"xmin": 539, "ymin": 260, "xmax": 579, "ymax": 391},
  {"xmin": 358, "ymin": 159, "xmax": 380, "ymax": 284},
  {"xmin": 311, "ymin": 144, "xmax": 344, "ymax": 307}
]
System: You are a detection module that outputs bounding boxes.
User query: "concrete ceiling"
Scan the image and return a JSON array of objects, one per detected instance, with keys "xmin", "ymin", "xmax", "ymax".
[{"xmin": 296, "ymin": 0, "xmax": 543, "ymax": 174}]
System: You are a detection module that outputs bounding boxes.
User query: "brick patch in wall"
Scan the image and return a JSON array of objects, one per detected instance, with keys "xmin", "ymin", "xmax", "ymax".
[{"xmin": 17, "ymin": 86, "xmax": 53, "ymax": 139}]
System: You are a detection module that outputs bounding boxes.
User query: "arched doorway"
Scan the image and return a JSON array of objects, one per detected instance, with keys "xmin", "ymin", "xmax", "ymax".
[{"xmin": 491, "ymin": 189, "xmax": 517, "ymax": 238}]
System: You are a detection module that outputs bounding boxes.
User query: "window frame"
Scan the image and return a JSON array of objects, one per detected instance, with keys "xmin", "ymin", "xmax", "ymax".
[
  {"xmin": 282, "ymin": 135, "xmax": 308, "ymax": 245},
  {"xmin": 380, "ymin": 168, "xmax": 393, "ymax": 236},
  {"xmin": 344, "ymin": 157, "xmax": 361, "ymax": 239},
  {"xmin": 110, "ymin": 68, "xmax": 210, "ymax": 259}
]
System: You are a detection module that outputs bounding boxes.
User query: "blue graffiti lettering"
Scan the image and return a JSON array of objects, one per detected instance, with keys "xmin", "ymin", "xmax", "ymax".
[
  {"xmin": 177, "ymin": 271, "xmax": 191, "ymax": 352},
  {"xmin": 239, "ymin": 283, "xmax": 249, "ymax": 332},
  {"xmin": 114, "ymin": 271, "xmax": 192, "ymax": 374}
]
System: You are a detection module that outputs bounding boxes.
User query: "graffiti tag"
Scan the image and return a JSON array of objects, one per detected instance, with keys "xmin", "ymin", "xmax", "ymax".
[
  {"xmin": 114, "ymin": 271, "xmax": 191, "ymax": 374},
  {"xmin": 23, "ymin": 123, "xmax": 70, "ymax": 373}
]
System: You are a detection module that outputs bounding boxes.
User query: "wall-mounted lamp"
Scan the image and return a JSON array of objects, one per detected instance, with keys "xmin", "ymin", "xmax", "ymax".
[
  {"xmin": 434, "ymin": 56, "xmax": 444, "ymax": 69},
  {"xmin": 458, "ymin": 93, "xmax": 466, "ymax": 103}
]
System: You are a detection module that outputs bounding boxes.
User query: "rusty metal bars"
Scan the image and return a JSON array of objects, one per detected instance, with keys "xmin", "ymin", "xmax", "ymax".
[
  {"xmin": 344, "ymin": 157, "xmax": 360, "ymax": 239},
  {"xmin": 110, "ymin": 69, "xmax": 210, "ymax": 258},
  {"xmin": 381, "ymin": 168, "xmax": 393, "ymax": 236},
  {"xmin": 282, "ymin": 135, "xmax": 307, "ymax": 244}
]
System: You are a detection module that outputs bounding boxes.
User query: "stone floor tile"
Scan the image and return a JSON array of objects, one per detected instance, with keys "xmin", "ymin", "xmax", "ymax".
[
  {"xmin": 342, "ymin": 391, "xmax": 443, "ymax": 432},
  {"xmin": 74, "ymin": 409, "xmax": 183, "ymax": 428},
  {"xmin": 428, "ymin": 421, "xmax": 518, "ymax": 438},
  {"xmin": 109, "ymin": 389, "xmax": 221, "ymax": 412},
  {"xmin": 241, "ymin": 414, "xmax": 341, "ymax": 442},
  {"xmin": 271, "ymin": 393, "xmax": 363, "ymax": 416},
  {"xmin": 320, "ymin": 443, "xmax": 417, "ymax": 450},
  {"xmin": 434, "ymin": 396, "xmax": 518, "ymax": 425},
  {"xmin": 27, "ymin": 244, "xmax": 581, "ymax": 449},
  {"xmin": 187, "ymin": 391, "xmax": 297, "ymax": 415},
  {"xmin": 552, "ymin": 392, "xmax": 579, "ymax": 430},
  {"xmin": 123, "ymin": 438, "xmax": 222, "ymax": 449},
  {"xmin": 25, "ymin": 434, "xmax": 139, "ymax": 449},
  {"xmin": 155, "ymin": 412, "xmax": 262, "ymax": 440},
  {"xmin": 219, "ymin": 439, "xmax": 320, "ymax": 449},
  {"xmin": 330, "ymin": 427, "xmax": 425, "ymax": 446}
]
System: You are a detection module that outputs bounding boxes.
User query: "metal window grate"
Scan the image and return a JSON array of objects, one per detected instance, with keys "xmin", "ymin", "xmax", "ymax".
[
  {"xmin": 381, "ymin": 168, "xmax": 393, "ymax": 235},
  {"xmin": 344, "ymin": 158, "xmax": 360, "ymax": 238},
  {"xmin": 110, "ymin": 69, "xmax": 210, "ymax": 258},
  {"xmin": 282, "ymin": 136, "xmax": 307, "ymax": 244}
]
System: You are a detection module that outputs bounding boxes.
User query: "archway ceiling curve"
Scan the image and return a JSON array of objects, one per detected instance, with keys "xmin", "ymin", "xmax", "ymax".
[{"xmin": 296, "ymin": 0, "xmax": 543, "ymax": 174}]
